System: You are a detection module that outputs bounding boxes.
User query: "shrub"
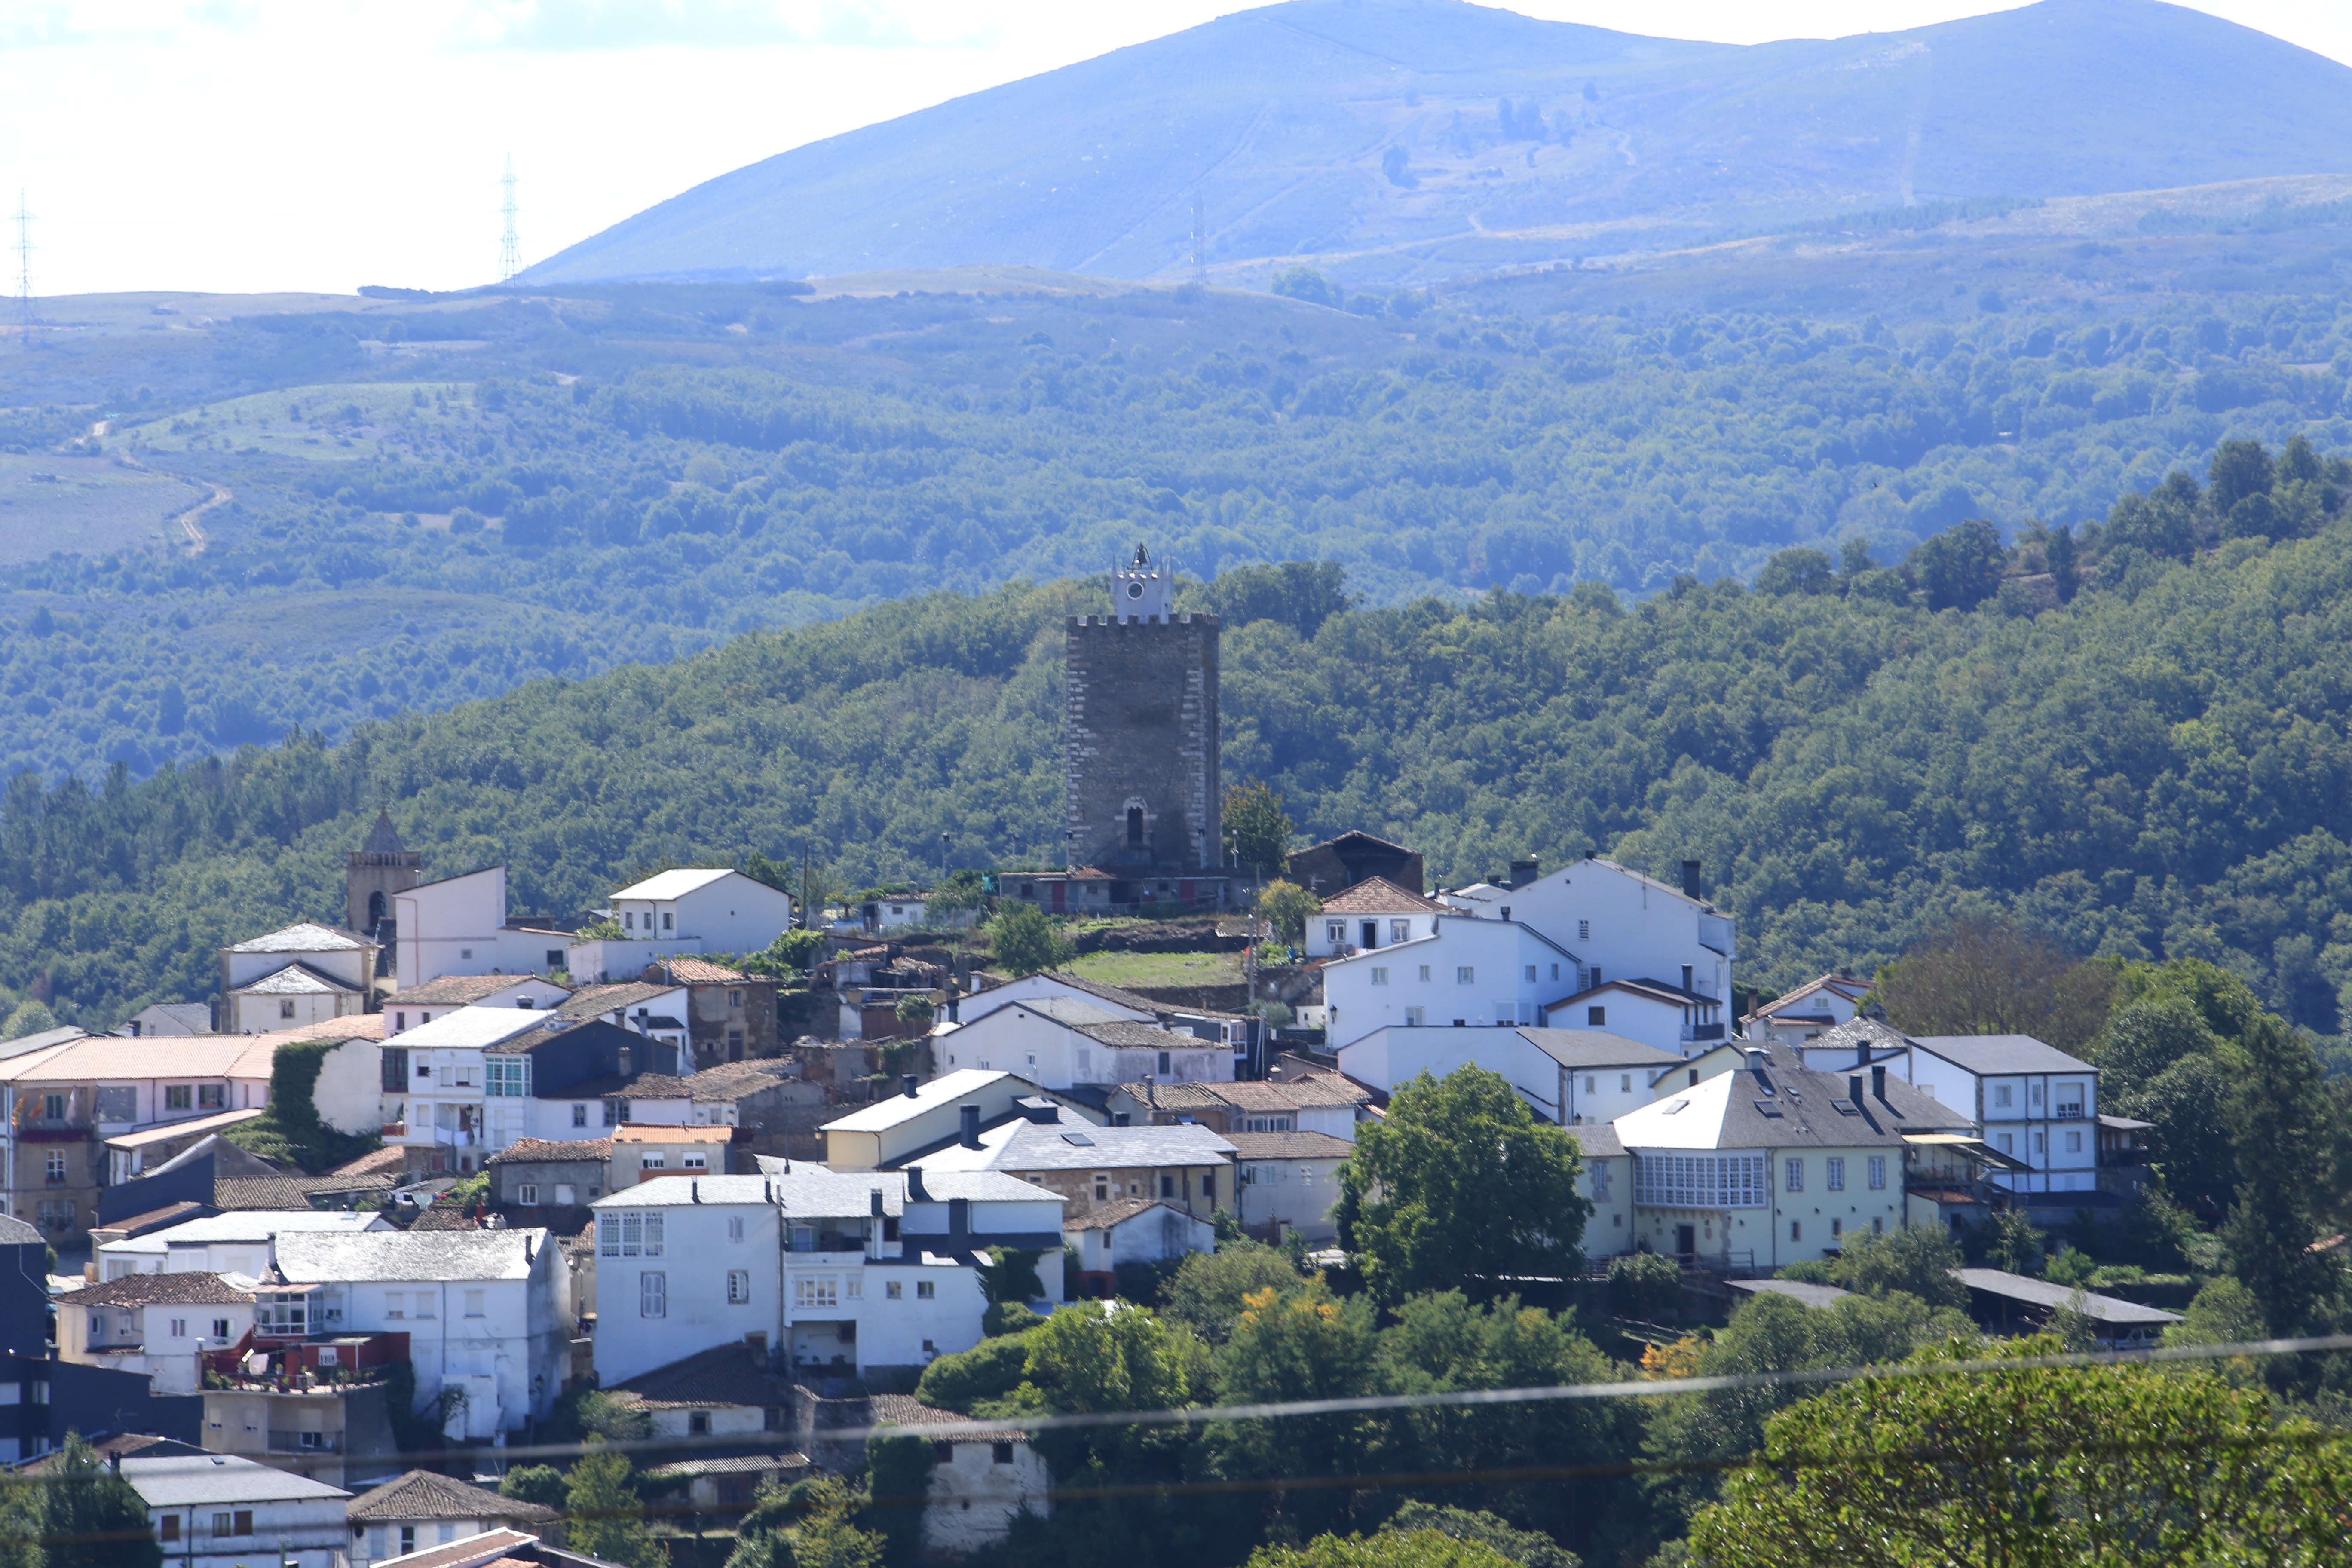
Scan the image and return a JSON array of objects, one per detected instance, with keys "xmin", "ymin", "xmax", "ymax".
[{"xmin": 1608, "ymin": 1252, "xmax": 1683, "ymax": 1320}]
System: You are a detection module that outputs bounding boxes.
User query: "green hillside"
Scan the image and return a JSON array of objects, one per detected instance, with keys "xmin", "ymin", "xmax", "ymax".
[
  {"xmin": 522, "ymin": 0, "xmax": 2352, "ymax": 287},
  {"xmin": 15, "ymin": 444, "xmax": 2352, "ymax": 1055}
]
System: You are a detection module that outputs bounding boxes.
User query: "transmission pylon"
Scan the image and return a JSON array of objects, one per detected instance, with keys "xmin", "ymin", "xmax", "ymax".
[
  {"xmin": 1190, "ymin": 188, "xmax": 1206, "ymax": 282},
  {"xmin": 12, "ymin": 192, "xmax": 35, "ymax": 347},
  {"xmin": 498, "ymin": 157, "xmax": 521, "ymax": 284}
]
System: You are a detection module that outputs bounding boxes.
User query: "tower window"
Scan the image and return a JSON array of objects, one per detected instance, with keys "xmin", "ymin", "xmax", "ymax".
[{"xmin": 1126, "ymin": 806, "xmax": 1144, "ymax": 847}]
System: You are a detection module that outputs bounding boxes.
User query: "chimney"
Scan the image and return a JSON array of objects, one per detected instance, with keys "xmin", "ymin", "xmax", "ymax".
[
  {"xmin": 902, "ymin": 1074, "xmax": 919, "ymax": 1099},
  {"xmin": 1744, "ymin": 1046, "xmax": 1766, "ymax": 1073},
  {"xmin": 1856, "ymin": 1041, "xmax": 1868, "ymax": 1069},
  {"xmin": 1681, "ymin": 860, "xmax": 1702, "ymax": 899},
  {"xmin": 1872, "ymin": 1065, "xmax": 1887, "ymax": 1101},
  {"xmin": 870, "ymin": 1188, "xmax": 884, "ymax": 1217},
  {"xmin": 1509, "ymin": 858, "xmax": 1539, "ymax": 889},
  {"xmin": 1500, "ymin": 906, "xmax": 1511, "ymax": 923},
  {"xmin": 904, "ymin": 1165, "xmax": 930, "ymax": 1202},
  {"xmin": 1849, "ymin": 1074, "xmax": 1865, "ymax": 1110},
  {"xmin": 959, "ymin": 1104, "xmax": 982, "ymax": 1149}
]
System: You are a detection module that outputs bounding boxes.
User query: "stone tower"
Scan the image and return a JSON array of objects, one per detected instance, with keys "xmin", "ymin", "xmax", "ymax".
[
  {"xmin": 347, "ymin": 808, "xmax": 421, "ymax": 944},
  {"xmin": 1064, "ymin": 545, "xmax": 1221, "ymax": 874}
]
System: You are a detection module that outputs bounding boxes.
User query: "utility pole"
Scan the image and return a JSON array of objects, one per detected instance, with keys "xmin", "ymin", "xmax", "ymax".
[
  {"xmin": 12, "ymin": 192, "xmax": 35, "ymax": 348},
  {"xmin": 498, "ymin": 157, "xmax": 521, "ymax": 284}
]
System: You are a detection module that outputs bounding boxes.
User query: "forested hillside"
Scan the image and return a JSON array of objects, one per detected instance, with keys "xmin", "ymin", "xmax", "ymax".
[
  {"xmin": 5, "ymin": 243, "xmax": 2349, "ymax": 783},
  {"xmin": 14, "ymin": 451, "xmax": 2352, "ymax": 1051}
]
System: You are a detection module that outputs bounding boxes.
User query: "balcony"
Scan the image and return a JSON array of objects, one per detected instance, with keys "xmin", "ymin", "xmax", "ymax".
[{"xmin": 1680, "ymin": 1023, "xmax": 1726, "ymax": 1044}]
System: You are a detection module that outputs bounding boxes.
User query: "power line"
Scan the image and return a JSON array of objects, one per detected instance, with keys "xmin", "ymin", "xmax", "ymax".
[{"xmin": 499, "ymin": 156, "xmax": 521, "ymax": 284}]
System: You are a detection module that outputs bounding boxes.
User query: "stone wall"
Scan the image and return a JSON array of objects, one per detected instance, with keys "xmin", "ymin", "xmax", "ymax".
[{"xmin": 1064, "ymin": 613, "xmax": 1220, "ymax": 873}]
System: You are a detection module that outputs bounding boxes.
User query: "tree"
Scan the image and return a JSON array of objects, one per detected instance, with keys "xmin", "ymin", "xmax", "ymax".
[
  {"xmin": 1227, "ymin": 780, "xmax": 1295, "ymax": 878},
  {"xmin": 892, "ymin": 993, "xmax": 934, "ymax": 1029},
  {"xmin": 2045, "ymin": 521, "xmax": 2079, "ymax": 600},
  {"xmin": 36, "ymin": 1433, "xmax": 153, "ymax": 1568},
  {"xmin": 1907, "ymin": 518, "xmax": 2005, "ymax": 610},
  {"xmin": 1837, "ymin": 536, "xmax": 1874, "ymax": 576},
  {"xmin": 2220, "ymin": 1012, "xmax": 2341, "ymax": 1336},
  {"xmin": 1338, "ymin": 1066, "xmax": 1587, "ymax": 1303},
  {"xmin": 499, "ymin": 1465, "xmax": 567, "ymax": 1510},
  {"xmin": 985, "ymin": 903, "xmax": 1072, "ymax": 978},
  {"xmin": 1753, "ymin": 548, "xmax": 1834, "ymax": 597},
  {"xmin": 565, "ymin": 1449, "xmax": 664, "ymax": 1568},
  {"xmin": 1019, "ymin": 1300, "xmax": 1203, "ymax": 1413},
  {"xmin": 744, "ymin": 926, "xmax": 824, "ymax": 979},
  {"xmin": 1824, "ymin": 1221, "xmax": 1967, "ymax": 1306},
  {"xmin": 1271, "ymin": 267, "xmax": 1339, "ymax": 309},
  {"xmin": 1, "ymin": 1001, "xmax": 55, "ymax": 1041},
  {"xmin": 1382, "ymin": 1504, "xmax": 1576, "ymax": 1568},
  {"xmin": 1162, "ymin": 1240, "xmax": 1306, "ymax": 1341},
  {"xmin": 1870, "ymin": 919, "xmax": 2113, "ymax": 1052},
  {"xmin": 1687, "ymin": 1338, "xmax": 2352, "ymax": 1567},
  {"xmin": 1249, "ymin": 1533, "xmax": 1520, "ymax": 1568},
  {"xmin": 861, "ymin": 1434, "xmax": 932, "ymax": 1565},
  {"xmin": 2208, "ymin": 436, "xmax": 2276, "ymax": 515},
  {"xmin": 1256, "ymin": 879, "xmax": 1321, "ymax": 945},
  {"xmin": 1606, "ymin": 1253, "xmax": 1681, "ymax": 1319}
]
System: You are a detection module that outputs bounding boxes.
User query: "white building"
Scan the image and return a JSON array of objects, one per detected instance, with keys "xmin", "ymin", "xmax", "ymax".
[
  {"xmin": 1304, "ymin": 876, "xmax": 1446, "ymax": 961},
  {"xmin": 271, "ymin": 1228, "xmax": 571, "ymax": 1437},
  {"xmin": 100, "ymin": 1210, "xmax": 392, "ymax": 1279},
  {"xmin": 124, "ymin": 1451, "xmax": 350, "ymax": 1568},
  {"xmin": 868, "ymin": 1394, "xmax": 1052, "ymax": 1556},
  {"xmin": 1540, "ymin": 976, "xmax": 1731, "ymax": 1057},
  {"xmin": 1321, "ymin": 916, "xmax": 1586, "ymax": 1047},
  {"xmin": 54, "ymin": 1271, "xmax": 256, "ymax": 1394},
  {"xmin": 1442, "ymin": 855, "xmax": 1736, "ymax": 1040},
  {"xmin": 1569, "ymin": 1122, "xmax": 1635, "ymax": 1257},
  {"xmin": 391, "ymin": 867, "xmax": 576, "ymax": 992},
  {"xmin": 589, "ymin": 1167, "xmax": 1062, "ymax": 1388},
  {"xmin": 938, "ymin": 998, "xmax": 1234, "ymax": 1087},
  {"xmin": 218, "ymin": 924, "xmax": 376, "ymax": 1035},
  {"xmin": 1903, "ymin": 1034, "xmax": 2099, "ymax": 1195},
  {"xmin": 1063, "ymin": 1198, "xmax": 1216, "ymax": 1289},
  {"xmin": 346, "ymin": 1471, "xmax": 563, "ymax": 1568},
  {"xmin": 1334, "ymin": 1024, "xmax": 1680, "ymax": 1127},
  {"xmin": 1227, "ymin": 1131, "xmax": 1352, "ymax": 1243},
  {"xmin": 608, "ymin": 1124, "xmax": 733, "ymax": 1187},
  {"xmin": 386, "ymin": 975, "xmax": 571, "ymax": 1035},
  {"xmin": 821, "ymin": 1069, "xmax": 1102, "ymax": 1171},
  {"xmin": 604, "ymin": 869, "xmax": 794, "ymax": 959},
  {"xmin": 381, "ymin": 1007, "xmax": 563, "ymax": 1174},
  {"xmin": 1742, "ymin": 973, "xmax": 1873, "ymax": 1048}
]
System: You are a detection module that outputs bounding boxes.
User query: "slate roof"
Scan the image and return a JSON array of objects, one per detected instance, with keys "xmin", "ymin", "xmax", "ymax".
[
  {"xmin": 1317, "ymin": 876, "xmax": 1443, "ymax": 915},
  {"xmin": 556, "ymin": 983, "xmax": 677, "ymax": 1024},
  {"xmin": 55, "ymin": 1271, "xmax": 254, "ymax": 1307},
  {"xmin": 488, "ymin": 1138, "xmax": 613, "ymax": 1165},
  {"xmin": 1566, "ymin": 1123, "xmax": 1628, "ymax": 1161},
  {"xmin": 1223, "ymin": 1130, "xmax": 1354, "ymax": 1161},
  {"xmin": 395, "ymin": 975, "xmax": 558, "ymax": 1007},
  {"xmin": 361, "ymin": 809, "xmax": 407, "ymax": 856},
  {"xmin": 1515, "ymin": 1029, "xmax": 1685, "ymax": 1070},
  {"xmin": 605, "ymin": 1343, "xmax": 795, "ymax": 1410},
  {"xmin": 821, "ymin": 1069, "xmax": 1026, "ymax": 1132},
  {"xmin": 1744, "ymin": 973, "xmax": 1871, "ymax": 1024},
  {"xmin": 385, "ymin": 1008, "xmax": 554, "ymax": 1052},
  {"xmin": 1910, "ymin": 1034, "xmax": 2098, "ymax": 1077},
  {"xmin": 1062, "ymin": 1195, "xmax": 1189, "ymax": 1232},
  {"xmin": 217, "ymin": 1174, "xmax": 395, "ymax": 1210},
  {"xmin": 1119, "ymin": 1079, "xmax": 1300, "ymax": 1113},
  {"xmin": 1078, "ymin": 1018, "xmax": 1205, "ymax": 1050},
  {"xmin": 347, "ymin": 1471, "xmax": 561, "ymax": 1525},
  {"xmin": 90, "ymin": 1201, "xmax": 210, "ymax": 1237},
  {"xmin": 224, "ymin": 923, "xmax": 371, "ymax": 955},
  {"xmin": 1614, "ymin": 1055, "xmax": 1969, "ymax": 1153},
  {"xmin": 120, "ymin": 1452, "xmax": 351, "ymax": 1505},
  {"xmin": 914, "ymin": 1118, "xmax": 1234, "ymax": 1173},
  {"xmin": 645, "ymin": 1454, "xmax": 811, "ymax": 1479},
  {"xmin": 0, "ymin": 1213, "xmax": 38, "ymax": 1246},
  {"xmin": 371, "ymin": 1528, "xmax": 539, "ymax": 1568},
  {"xmin": 148, "ymin": 1210, "xmax": 386, "ymax": 1245},
  {"xmin": 230, "ymin": 963, "xmax": 361, "ymax": 997},
  {"xmin": 1026, "ymin": 971, "xmax": 1243, "ymax": 1022},
  {"xmin": 274, "ymin": 1228, "xmax": 548, "ymax": 1283},
  {"xmin": 1803, "ymin": 1017, "xmax": 1920, "ymax": 1061},
  {"xmin": 866, "ymin": 1393, "xmax": 1029, "ymax": 1444},
  {"xmin": 1955, "ymin": 1268, "xmax": 2181, "ymax": 1325},
  {"xmin": 1727, "ymin": 1277, "xmax": 1854, "ymax": 1308}
]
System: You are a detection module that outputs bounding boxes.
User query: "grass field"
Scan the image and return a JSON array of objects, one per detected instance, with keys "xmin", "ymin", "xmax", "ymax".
[
  {"xmin": 1063, "ymin": 948, "xmax": 1244, "ymax": 990},
  {"xmin": 111, "ymin": 381, "xmax": 476, "ymax": 462},
  {"xmin": 0, "ymin": 453, "xmax": 206, "ymax": 564}
]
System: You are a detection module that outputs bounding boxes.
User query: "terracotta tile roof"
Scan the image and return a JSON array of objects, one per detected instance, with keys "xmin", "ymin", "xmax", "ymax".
[
  {"xmin": 247, "ymin": 1014, "xmax": 387, "ymax": 1044},
  {"xmin": 867, "ymin": 1393, "xmax": 1029, "ymax": 1444},
  {"xmin": 347, "ymin": 1470, "xmax": 561, "ymax": 1525},
  {"xmin": 1269, "ymin": 1069, "xmax": 1374, "ymax": 1109},
  {"xmin": 1119, "ymin": 1080, "xmax": 1313, "ymax": 1114},
  {"xmin": 217, "ymin": 1174, "xmax": 394, "ymax": 1210},
  {"xmin": 1316, "ymin": 876, "xmax": 1443, "ymax": 915},
  {"xmin": 1077, "ymin": 1019, "xmax": 1203, "ymax": 1050},
  {"xmin": 13, "ymin": 1033, "xmax": 283, "ymax": 1082},
  {"xmin": 679, "ymin": 1062, "xmax": 801, "ymax": 1101},
  {"xmin": 488, "ymin": 1138, "xmax": 613, "ymax": 1164},
  {"xmin": 394, "ymin": 975, "xmax": 558, "ymax": 1007},
  {"xmin": 408, "ymin": 1207, "xmax": 482, "ymax": 1231},
  {"xmin": 612, "ymin": 1123, "xmax": 733, "ymax": 1144},
  {"xmin": 330, "ymin": 1146, "xmax": 411, "ymax": 1180},
  {"xmin": 1223, "ymin": 1131, "xmax": 1355, "ymax": 1160},
  {"xmin": 606, "ymin": 1343, "xmax": 795, "ymax": 1410},
  {"xmin": 56, "ymin": 1271, "xmax": 254, "ymax": 1306},
  {"xmin": 645, "ymin": 1454, "xmax": 811, "ymax": 1479},
  {"xmin": 656, "ymin": 958, "xmax": 750, "ymax": 985}
]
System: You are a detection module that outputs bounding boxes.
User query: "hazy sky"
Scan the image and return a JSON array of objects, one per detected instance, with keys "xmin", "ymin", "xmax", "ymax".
[{"xmin": 0, "ymin": 0, "xmax": 2344, "ymax": 299}]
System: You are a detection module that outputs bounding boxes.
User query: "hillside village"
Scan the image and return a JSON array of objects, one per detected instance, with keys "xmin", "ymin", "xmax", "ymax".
[{"xmin": 0, "ymin": 551, "xmax": 2205, "ymax": 1565}]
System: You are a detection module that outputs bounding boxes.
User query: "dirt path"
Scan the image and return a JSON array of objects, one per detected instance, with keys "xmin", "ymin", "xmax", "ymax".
[{"xmin": 110, "ymin": 441, "xmax": 224, "ymax": 554}]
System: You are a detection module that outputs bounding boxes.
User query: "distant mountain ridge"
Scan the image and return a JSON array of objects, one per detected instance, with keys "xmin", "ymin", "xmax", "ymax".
[{"xmin": 522, "ymin": 0, "xmax": 2352, "ymax": 288}]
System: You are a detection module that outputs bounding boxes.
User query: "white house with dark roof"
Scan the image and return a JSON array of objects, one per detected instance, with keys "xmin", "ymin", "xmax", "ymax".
[
  {"xmin": 54, "ymin": 1270, "xmax": 256, "ymax": 1393},
  {"xmin": 821, "ymin": 1069, "xmax": 1103, "ymax": 1171},
  {"xmin": 1741, "ymin": 973, "xmax": 1873, "ymax": 1047},
  {"xmin": 381, "ymin": 1007, "xmax": 564, "ymax": 1175},
  {"xmin": 391, "ymin": 867, "xmax": 576, "ymax": 991},
  {"xmin": 1609, "ymin": 1044, "xmax": 1973, "ymax": 1269},
  {"xmin": 1064, "ymin": 1197, "xmax": 1216, "ymax": 1293},
  {"xmin": 99, "ymin": 1208, "xmax": 392, "ymax": 1280},
  {"xmin": 1902, "ymin": 1035, "xmax": 2099, "ymax": 1195},
  {"xmin": 1540, "ymin": 976, "xmax": 1731, "ymax": 1057},
  {"xmin": 1305, "ymin": 876, "xmax": 1446, "ymax": 960},
  {"xmin": 122, "ymin": 1451, "xmax": 350, "ymax": 1568},
  {"xmin": 937, "ymin": 998, "xmax": 1234, "ymax": 1087},
  {"xmin": 347, "ymin": 1470, "xmax": 562, "ymax": 1568},
  {"xmin": 1321, "ymin": 916, "xmax": 1585, "ymax": 1048},
  {"xmin": 1442, "ymin": 854, "xmax": 1736, "ymax": 1043},
  {"xmin": 908, "ymin": 1103, "xmax": 1236, "ymax": 1222},
  {"xmin": 271, "ymin": 1227, "xmax": 570, "ymax": 1437},
  {"xmin": 588, "ymin": 1167, "xmax": 1062, "ymax": 1387},
  {"xmin": 953, "ymin": 972, "xmax": 1250, "ymax": 1049},
  {"xmin": 866, "ymin": 1393, "xmax": 1052, "ymax": 1556},
  {"xmin": 603, "ymin": 868, "xmax": 793, "ymax": 960},
  {"xmin": 1335, "ymin": 1024, "xmax": 1680, "ymax": 1127},
  {"xmin": 1227, "ymin": 1130, "xmax": 1351, "ymax": 1243},
  {"xmin": 218, "ymin": 924, "xmax": 377, "ymax": 1035}
]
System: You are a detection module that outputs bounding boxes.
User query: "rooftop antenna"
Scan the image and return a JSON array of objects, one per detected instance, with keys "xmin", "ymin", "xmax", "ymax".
[
  {"xmin": 1190, "ymin": 188, "xmax": 1206, "ymax": 282},
  {"xmin": 498, "ymin": 156, "xmax": 521, "ymax": 284},
  {"xmin": 12, "ymin": 191, "xmax": 34, "ymax": 347}
]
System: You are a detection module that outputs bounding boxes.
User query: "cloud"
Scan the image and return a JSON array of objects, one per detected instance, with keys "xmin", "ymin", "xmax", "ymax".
[{"xmin": 445, "ymin": 0, "xmax": 993, "ymax": 52}]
